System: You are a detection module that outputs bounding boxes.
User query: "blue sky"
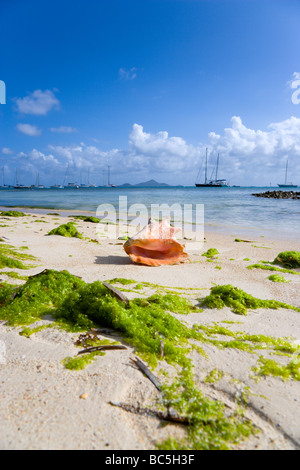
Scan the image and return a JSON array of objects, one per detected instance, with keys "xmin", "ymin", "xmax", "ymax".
[{"xmin": 1, "ymin": 0, "xmax": 300, "ymax": 186}]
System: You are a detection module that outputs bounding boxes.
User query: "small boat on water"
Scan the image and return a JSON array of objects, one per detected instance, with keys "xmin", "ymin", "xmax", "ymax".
[
  {"xmin": 277, "ymin": 158, "xmax": 298, "ymax": 188},
  {"xmin": 64, "ymin": 182, "xmax": 80, "ymax": 189},
  {"xmin": 14, "ymin": 184, "xmax": 32, "ymax": 190},
  {"xmin": 195, "ymin": 149, "xmax": 230, "ymax": 187}
]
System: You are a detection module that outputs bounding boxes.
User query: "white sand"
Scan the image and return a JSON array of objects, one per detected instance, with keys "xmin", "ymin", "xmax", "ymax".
[{"xmin": 0, "ymin": 211, "xmax": 299, "ymax": 450}]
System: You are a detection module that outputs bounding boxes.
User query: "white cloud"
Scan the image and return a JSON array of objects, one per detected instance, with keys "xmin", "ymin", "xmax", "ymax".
[
  {"xmin": 49, "ymin": 126, "xmax": 78, "ymax": 133},
  {"xmin": 28, "ymin": 149, "xmax": 59, "ymax": 164},
  {"xmin": 206, "ymin": 115, "xmax": 300, "ymax": 184},
  {"xmin": 6, "ymin": 117, "xmax": 300, "ymax": 186},
  {"xmin": 17, "ymin": 123, "xmax": 42, "ymax": 136},
  {"xmin": 2, "ymin": 147, "xmax": 14, "ymax": 155},
  {"xmin": 14, "ymin": 89, "xmax": 60, "ymax": 115},
  {"xmin": 208, "ymin": 115, "xmax": 300, "ymax": 157},
  {"xmin": 119, "ymin": 67, "xmax": 137, "ymax": 81}
]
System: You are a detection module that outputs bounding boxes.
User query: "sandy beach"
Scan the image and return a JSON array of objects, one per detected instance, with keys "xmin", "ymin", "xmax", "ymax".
[{"xmin": 0, "ymin": 210, "xmax": 299, "ymax": 450}]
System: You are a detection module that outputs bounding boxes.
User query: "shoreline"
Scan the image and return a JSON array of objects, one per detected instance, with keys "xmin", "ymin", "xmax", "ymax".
[
  {"xmin": 0, "ymin": 211, "xmax": 300, "ymax": 450},
  {"xmin": 1, "ymin": 205, "xmax": 299, "ymax": 243}
]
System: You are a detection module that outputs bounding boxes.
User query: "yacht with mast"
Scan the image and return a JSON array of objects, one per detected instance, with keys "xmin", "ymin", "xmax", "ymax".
[
  {"xmin": 277, "ymin": 158, "xmax": 298, "ymax": 188},
  {"xmin": 14, "ymin": 169, "xmax": 31, "ymax": 189},
  {"xmin": 0, "ymin": 167, "xmax": 13, "ymax": 189},
  {"xmin": 195, "ymin": 149, "xmax": 230, "ymax": 187}
]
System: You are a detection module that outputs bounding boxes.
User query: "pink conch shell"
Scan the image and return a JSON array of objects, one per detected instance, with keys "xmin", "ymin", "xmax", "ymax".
[{"xmin": 123, "ymin": 218, "xmax": 189, "ymax": 266}]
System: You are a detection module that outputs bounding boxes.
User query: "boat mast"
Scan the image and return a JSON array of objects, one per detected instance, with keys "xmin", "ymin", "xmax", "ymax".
[
  {"xmin": 216, "ymin": 153, "xmax": 219, "ymax": 181},
  {"xmin": 285, "ymin": 158, "xmax": 288, "ymax": 185},
  {"xmin": 204, "ymin": 148, "xmax": 208, "ymax": 184}
]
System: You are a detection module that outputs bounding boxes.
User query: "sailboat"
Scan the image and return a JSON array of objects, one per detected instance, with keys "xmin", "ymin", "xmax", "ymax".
[
  {"xmin": 195, "ymin": 149, "xmax": 230, "ymax": 187},
  {"xmin": 0, "ymin": 167, "xmax": 13, "ymax": 189},
  {"xmin": 63, "ymin": 164, "xmax": 79, "ymax": 188},
  {"xmin": 31, "ymin": 172, "xmax": 45, "ymax": 189},
  {"xmin": 80, "ymin": 168, "xmax": 96, "ymax": 188},
  {"xmin": 50, "ymin": 172, "xmax": 63, "ymax": 188},
  {"xmin": 277, "ymin": 158, "xmax": 298, "ymax": 188},
  {"xmin": 14, "ymin": 169, "xmax": 31, "ymax": 189}
]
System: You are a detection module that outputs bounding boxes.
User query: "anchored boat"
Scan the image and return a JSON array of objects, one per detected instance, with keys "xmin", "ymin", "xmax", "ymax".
[
  {"xmin": 277, "ymin": 158, "xmax": 298, "ymax": 188},
  {"xmin": 195, "ymin": 149, "xmax": 230, "ymax": 187}
]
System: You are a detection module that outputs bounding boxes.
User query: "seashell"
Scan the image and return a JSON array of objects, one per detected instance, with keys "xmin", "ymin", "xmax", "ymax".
[{"xmin": 123, "ymin": 218, "xmax": 189, "ymax": 266}]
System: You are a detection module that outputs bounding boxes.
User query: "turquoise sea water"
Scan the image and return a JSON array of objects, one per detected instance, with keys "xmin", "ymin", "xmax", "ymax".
[{"xmin": 0, "ymin": 186, "xmax": 299, "ymax": 240}]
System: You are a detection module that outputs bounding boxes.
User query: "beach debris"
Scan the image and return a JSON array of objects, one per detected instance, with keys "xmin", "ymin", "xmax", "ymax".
[
  {"xmin": 77, "ymin": 344, "xmax": 127, "ymax": 355},
  {"xmin": 234, "ymin": 238, "xmax": 253, "ymax": 243},
  {"xmin": 80, "ymin": 393, "xmax": 89, "ymax": 399},
  {"xmin": 109, "ymin": 401, "xmax": 190, "ymax": 425},
  {"xmin": 130, "ymin": 356, "xmax": 162, "ymax": 391},
  {"xmin": 75, "ymin": 329, "xmax": 118, "ymax": 347},
  {"xmin": 123, "ymin": 218, "xmax": 188, "ymax": 266},
  {"xmin": 102, "ymin": 281, "xmax": 130, "ymax": 306}
]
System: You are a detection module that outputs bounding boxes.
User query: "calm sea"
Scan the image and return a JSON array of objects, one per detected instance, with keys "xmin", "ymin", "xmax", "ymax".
[{"xmin": 0, "ymin": 186, "xmax": 299, "ymax": 240}]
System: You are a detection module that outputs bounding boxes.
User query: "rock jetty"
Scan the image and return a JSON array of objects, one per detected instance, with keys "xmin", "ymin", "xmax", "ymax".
[{"xmin": 252, "ymin": 190, "xmax": 300, "ymax": 199}]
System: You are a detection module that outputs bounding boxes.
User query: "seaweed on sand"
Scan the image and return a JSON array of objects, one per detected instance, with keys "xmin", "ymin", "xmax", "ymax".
[
  {"xmin": 201, "ymin": 284, "xmax": 300, "ymax": 315},
  {"xmin": 47, "ymin": 222, "xmax": 83, "ymax": 238}
]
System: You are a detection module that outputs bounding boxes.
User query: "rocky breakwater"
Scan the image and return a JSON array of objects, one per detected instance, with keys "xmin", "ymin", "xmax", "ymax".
[{"xmin": 252, "ymin": 190, "xmax": 300, "ymax": 199}]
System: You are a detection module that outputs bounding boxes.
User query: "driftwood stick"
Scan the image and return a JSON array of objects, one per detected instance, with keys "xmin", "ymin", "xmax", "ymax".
[
  {"xmin": 130, "ymin": 356, "xmax": 162, "ymax": 391},
  {"xmin": 77, "ymin": 345, "xmax": 127, "ymax": 355},
  {"xmin": 103, "ymin": 281, "xmax": 130, "ymax": 306}
]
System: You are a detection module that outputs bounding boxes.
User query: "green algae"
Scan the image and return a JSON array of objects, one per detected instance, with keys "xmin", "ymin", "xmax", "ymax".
[
  {"xmin": 204, "ymin": 368, "xmax": 224, "ymax": 384},
  {"xmin": 196, "ymin": 323, "xmax": 298, "ymax": 355},
  {"xmin": 268, "ymin": 274, "xmax": 289, "ymax": 283},
  {"xmin": 0, "ymin": 254, "xmax": 28, "ymax": 270},
  {"xmin": 0, "ymin": 269, "xmax": 268, "ymax": 449},
  {"xmin": 19, "ymin": 324, "xmax": 53, "ymax": 338},
  {"xmin": 247, "ymin": 263, "xmax": 300, "ymax": 276},
  {"xmin": 69, "ymin": 215, "xmax": 100, "ymax": 223},
  {"xmin": 1, "ymin": 271, "xmax": 28, "ymax": 280},
  {"xmin": 109, "ymin": 278, "xmax": 137, "ymax": 285},
  {"xmin": 273, "ymin": 251, "xmax": 300, "ymax": 268},
  {"xmin": 202, "ymin": 248, "xmax": 219, "ymax": 258},
  {"xmin": 0, "ymin": 244, "xmax": 37, "ymax": 270},
  {"xmin": 47, "ymin": 222, "xmax": 83, "ymax": 239},
  {"xmin": 251, "ymin": 245, "xmax": 271, "ymax": 249},
  {"xmin": 253, "ymin": 356, "xmax": 300, "ymax": 381},
  {"xmin": 62, "ymin": 352, "xmax": 105, "ymax": 370},
  {"xmin": 201, "ymin": 284, "xmax": 300, "ymax": 315},
  {"xmin": 0, "ymin": 210, "xmax": 27, "ymax": 217},
  {"xmin": 62, "ymin": 339, "xmax": 121, "ymax": 370},
  {"xmin": 0, "ymin": 269, "xmax": 85, "ymax": 325},
  {"xmin": 55, "ymin": 282, "xmax": 204, "ymax": 367},
  {"xmin": 157, "ymin": 368, "xmax": 255, "ymax": 450},
  {"xmin": 0, "ymin": 283, "xmax": 18, "ymax": 308}
]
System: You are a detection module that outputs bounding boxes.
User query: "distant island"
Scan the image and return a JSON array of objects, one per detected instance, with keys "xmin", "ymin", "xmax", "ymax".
[{"xmin": 117, "ymin": 179, "xmax": 178, "ymax": 188}]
